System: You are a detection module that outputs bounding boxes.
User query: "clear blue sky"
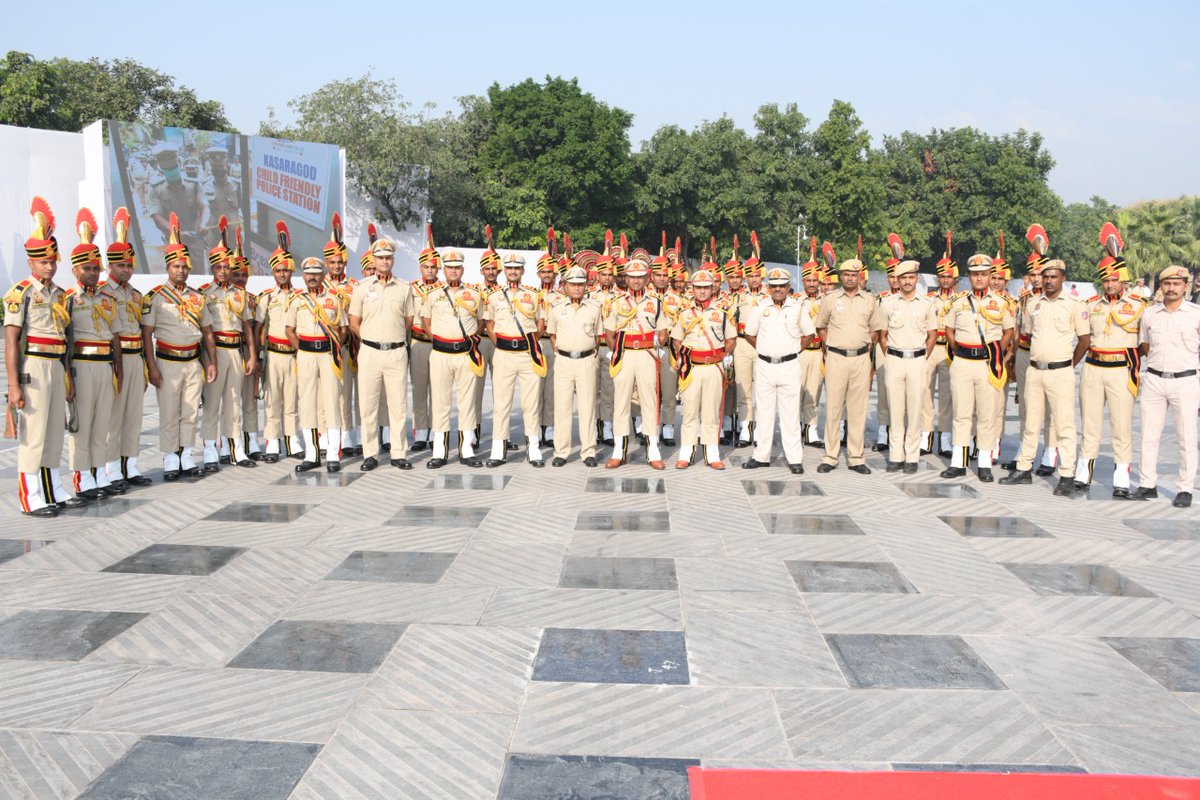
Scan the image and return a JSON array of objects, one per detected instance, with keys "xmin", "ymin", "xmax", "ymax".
[{"xmin": 8, "ymin": 0, "xmax": 1197, "ymax": 206}]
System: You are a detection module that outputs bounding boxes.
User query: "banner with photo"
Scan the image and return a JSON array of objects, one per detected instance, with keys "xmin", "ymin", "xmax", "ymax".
[{"xmin": 106, "ymin": 121, "xmax": 343, "ymax": 276}]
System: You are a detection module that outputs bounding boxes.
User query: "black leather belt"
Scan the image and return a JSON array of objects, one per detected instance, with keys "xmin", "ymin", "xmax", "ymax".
[
  {"xmin": 827, "ymin": 345, "xmax": 870, "ymax": 357},
  {"xmin": 887, "ymin": 347, "xmax": 926, "ymax": 359},
  {"xmin": 557, "ymin": 348, "xmax": 595, "ymax": 359},
  {"xmin": 432, "ymin": 338, "xmax": 472, "ymax": 354},
  {"xmin": 495, "ymin": 337, "xmax": 529, "ymax": 352},
  {"xmin": 1085, "ymin": 356, "xmax": 1126, "ymax": 368},
  {"xmin": 1148, "ymin": 368, "xmax": 1198, "ymax": 379},
  {"xmin": 298, "ymin": 339, "xmax": 333, "ymax": 353},
  {"xmin": 955, "ymin": 344, "xmax": 988, "ymax": 360},
  {"xmin": 156, "ymin": 349, "xmax": 200, "ymax": 362},
  {"xmin": 362, "ymin": 339, "xmax": 406, "ymax": 351},
  {"xmin": 1031, "ymin": 360, "xmax": 1072, "ymax": 371},
  {"xmin": 758, "ymin": 353, "xmax": 798, "ymax": 364}
]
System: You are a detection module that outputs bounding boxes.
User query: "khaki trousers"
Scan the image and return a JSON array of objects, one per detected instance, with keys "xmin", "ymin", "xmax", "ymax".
[
  {"xmin": 67, "ymin": 360, "xmax": 115, "ymax": 471},
  {"xmin": 680, "ymin": 363, "xmax": 724, "ymax": 446},
  {"xmin": 822, "ymin": 352, "xmax": 871, "ymax": 466},
  {"xmin": 613, "ymin": 349, "xmax": 659, "ymax": 437},
  {"xmin": 492, "ymin": 348, "xmax": 542, "ymax": 442},
  {"xmin": 156, "ymin": 357, "xmax": 203, "ymax": 453},
  {"xmin": 107, "ymin": 352, "xmax": 145, "ymax": 460},
  {"xmin": 922, "ymin": 343, "xmax": 952, "ymax": 433},
  {"xmin": 358, "ymin": 344, "xmax": 409, "ymax": 459},
  {"xmin": 341, "ymin": 358, "xmax": 358, "ymax": 431},
  {"xmin": 430, "ymin": 350, "xmax": 480, "ymax": 433},
  {"xmin": 1138, "ymin": 373, "xmax": 1199, "ymax": 493},
  {"xmin": 951, "ymin": 357, "xmax": 1000, "ymax": 450},
  {"xmin": 1015, "ymin": 348, "xmax": 1054, "ymax": 447},
  {"xmin": 1016, "ymin": 365, "xmax": 1077, "ymax": 477},
  {"xmin": 875, "ymin": 342, "xmax": 889, "ymax": 430},
  {"xmin": 17, "ymin": 355, "xmax": 66, "ymax": 472},
  {"xmin": 733, "ymin": 337, "xmax": 755, "ymax": 423},
  {"xmin": 554, "ymin": 352, "xmax": 598, "ymax": 459},
  {"xmin": 751, "ymin": 358, "xmax": 804, "ymax": 465},
  {"xmin": 884, "ymin": 354, "xmax": 926, "ymax": 464},
  {"xmin": 472, "ymin": 338, "xmax": 494, "ymax": 435},
  {"xmin": 540, "ymin": 344, "xmax": 555, "ymax": 425},
  {"xmin": 242, "ymin": 371, "xmax": 260, "ymax": 434},
  {"xmin": 597, "ymin": 344, "xmax": 614, "ymax": 420},
  {"xmin": 262, "ymin": 353, "xmax": 298, "ymax": 440},
  {"xmin": 660, "ymin": 347, "xmax": 679, "ymax": 430},
  {"xmin": 201, "ymin": 347, "xmax": 243, "ymax": 440},
  {"xmin": 409, "ymin": 339, "xmax": 433, "ymax": 431},
  {"xmin": 1079, "ymin": 363, "xmax": 1134, "ymax": 463},
  {"xmin": 799, "ymin": 349, "xmax": 824, "ymax": 432},
  {"xmin": 298, "ymin": 351, "xmax": 343, "ymax": 430}
]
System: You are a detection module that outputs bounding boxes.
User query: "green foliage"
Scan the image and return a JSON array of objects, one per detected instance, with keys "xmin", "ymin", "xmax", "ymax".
[
  {"xmin": 809, "ymin": 101, "xmax": 886, "ymax": 256},
  {"xmin": 1120, "ymin": 197, "xmax": 1200, "ymax": 278}
]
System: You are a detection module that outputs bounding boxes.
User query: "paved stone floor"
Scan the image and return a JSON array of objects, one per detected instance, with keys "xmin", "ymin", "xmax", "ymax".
[{"xmin": 0, "ymin": 388, "xmax": 1198, "ymax": 799}]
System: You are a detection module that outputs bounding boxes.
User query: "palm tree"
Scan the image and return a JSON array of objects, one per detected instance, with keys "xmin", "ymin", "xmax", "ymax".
[{"xmin": 1123, "ymin": 202, "xmax": 1185, "ymax": 279}]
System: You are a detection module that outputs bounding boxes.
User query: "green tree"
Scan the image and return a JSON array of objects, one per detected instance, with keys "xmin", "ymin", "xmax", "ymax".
[
  {"xmin": 1054, "ymin": 196, "xmax": 1118, "ymax": 279},
  {"xmin": 809, "ymin": 100, "xmax": 885, "ymax": 257},
  {"xmin": 749, "ymin": 103, "xmax": 816, "ymax": 263},
  {"xmin": 1121, "ymin": 201, "xmax": 1187, "ymax": 279}
]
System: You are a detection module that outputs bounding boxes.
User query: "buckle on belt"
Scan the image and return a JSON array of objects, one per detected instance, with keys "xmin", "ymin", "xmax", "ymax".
[
  {"xmin": 1031, "ymin": 360, "xmax": 1071, "ymax": 371},
  {"xmin": 556, "ymin": 348, "xmax": 596, "ymax": 359},
  {"xmin": 757, "ymin": 353, "xmax": 797, "ymax": 364},
  {"xmin": 363, "ymin": 339, "xmax": 406, "ymax": 351}
]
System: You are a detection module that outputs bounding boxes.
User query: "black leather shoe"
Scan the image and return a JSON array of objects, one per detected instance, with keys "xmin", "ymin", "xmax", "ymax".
[
  {"xmin": 999, "ymin": 469, "xmax": 1033, "ymax": 485},
  {"xmin": 327, "ymin": 461, "xmax": 341, "ymax": 473},
  {"xmin": 262, "ymin": 453, "xmax": 280, "ymax": 464},
  {"xmin": 506, "ymin": 442, "xmax": 520, "ymax": 451},
  {"xmin": 218, "ymin": 455, "xmax": 232, "ymax": 465},
  {"xmin": 288, "ymin": 451, "xmax": 305, "ymax": 460},
  {"xmin": 203, "ymin": 462, "xmax": 219, "ymax": 474},
  {"xmin": 1131, "ymin": 486, "xmax": 1158, "ymax": 500},
  {"xmin": 127, "ymin": 475, "xmax": 153, "ymax": 486},
  {"xmin": 185, "ymin": 466, "xmax": 203, "ymax": 478},
  {"xmin": 886, "ymin": 462, "xmax": 902, "ymax": 473},
  {"xmin": 919, "ymin": 447, "xmax": 932, "ymax": 456},
  {"xmin": 849, "ymin": 464, "xmax": 871, "ymax": 475},
  {"xmin": 25, "ymin": 505, "xmax": 58, "ymax": 517},
  {"xmin": 903, "ymin": 463, "xmax": 919, "ymax": 474},
  {"xmin": 295, "ymin": 461, "xmax": 321, "ymax": 473},
  {"xmin": 873, "ymin": 443, "xmax": 889, "ymax": 452},
  {"xmin": 346, "ymin": 445, "xmax": 363, "ymax": 457},
  {"xmin": 663, "ymin": 438, "xmax": 677, "ymax": 447},
  {"xmin": 459, "ymin": 456, "xmax": 482, "ymax": 468},
  {"xmin": 601, "ymin": 438, "xmax": 614, "ymax": 447},
  {"xmin": 60, "ymin": 496, "xmax": 88, "ymax": 508},
  {"xmin": 410, "ymin": 440, "xmax": 428, "ymax": 452},
  {"xmin": 552, "ymin": 457, "xmax": 567, "ymax": 467},
  {"xmin": 382, "ymin": 442, "xmax": 393, "ymax": 452},
  {"xmin": 391, "ymin": 458, "xmax": 412, "ymax": 470},
  {"xmin": 1112, "ymin": 487, "xmax": 1131, "ymax": 499},
  {"xmin": 1072, "ymin": 480, "xmax": 1090, "ymax": 492},
  {"xmin": 807, "ymin": 440, "xmax": 825, "ymax": 449},
  {"xmin": 583, "ymin": 457, "xmax": 598, "ymax": 467},
  {"xmin": 427, "ymin": 458, "xmax": 446, "ymax": 469},
  {"xmin": 1173, "ymin": 492, "xmax": 1192, "ymax": 508},
  {"xmin": 163, "ymin": 470, "xmax": 180, "ymax": 482},
  {"xmin": 1053, "ymin": 477, "xmax": 1075, "ymax": 496},
  {"xmin": 236, "ymin": 459, "xmax": 257, "ymax": 468},
  {"xmin": 543, "ymin": 439, "xmax": 554, "ymax": 449},
  {"xmin": 938, "ymin": 448, "xmax": 952, "ymax": 458},
  {"xmin": 529, "ymin": 458, "xmax": 545, "ymax": 468},
  {"xmin": 360, "ymin": 457, "xmax": 378, "ymax": 472},
  {"xmin": 80, "ymin": 488, "xmax": 104, "ymax": 501},
  {"xmin": 109, "ymin": 479, "xmax": 130, "ymax": 492},
  {"xmin": 1000, "ymin": 461, "xmax": 1017, "ymax": 471},
  {"xmin": 788, "ymin": 463, "xmax": 805, "ymax": 475},
  {"xmin": 101, "ymin": 484, "xmax": 127, "ymax": 496},
  {"xmin": 249, "ymin": 451, "xmax": 264, "ymax": 461},
  {"xmin": 977, "ymin": 467, "xmax": 993, "ymax": 482},
  {"xmin": 485, "ymin": 459, "xmax": 505, "ymax": 468},
  {"xmin": 637, "ymin": 433, "xmax": 648, "ymax": 446},
  {"xmin": 817, "ymin": 463, "xmax": 835, "ymax": 474},
  {"xmin": 736, "ymin": 439, "xmax": 751, "ymax": 449},
  {"xmin": 741, "ymin": 458, "xmax": 770, "ymax": 469},
  {"xmin": 1034, "ymin": 465, "xmax": 1055, "ymax": 477},
  {"xmin": 941, "ymin": 467, "xmax": 966, "ymax": 478},
  {"xmin": 720, "ymin": 432, "xmax": 734, "ymax": 446}
]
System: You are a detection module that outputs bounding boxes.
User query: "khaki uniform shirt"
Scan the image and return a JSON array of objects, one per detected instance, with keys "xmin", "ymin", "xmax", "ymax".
[
  {"xmin": 1139, "ymin": 301, "xmax": 1200, "ymax": 372},
  {"xmin": 485, "ymin": 284, "xmax": 542, "ymax": 339},
  {"xmin": 101, "ymin": 280, "xmax": 144, "ymax": 338},
  {"xmin": 256, "ymin": 286, "xmax": 295, "ymax": 343},
  {"xmin": 876, "ymin": 293, "xmax": 936, "ymax": 350},
  {"xmin": 421, "ymin": 283, "xmax": 482, "ymax": 340},
  {"xmin": 4, "ymin": 277, "xmax": 69, "ymax": 340},
  {"xmin": 287, "ymin": 289, "xmax": 345, "ymax": 339},
  {"xmin": 799, "ymin": 293, "xmax": 823, "ymax": 344},
  {"xmin": 1022, "ymin": 293, "xmax": 1090, "ymax": 362},
  {"xmin": 672, "ymin": 302, "xmax": 736, "ymax": 352},
  {"xmin": 743, "ymin": 296, "xmax": 813, "ymax": 358},
  {"xmin": 929, "ymin": 289, "xmax": 956, "ymax": 339},
  {"xmin": 200, "ymin": 282, "xmax": 253, "ymax": 335},
  {"xmin": 1086, "ymin": 293, "xmax": 1144, "ymax": 350},
  {"xmin": 604, "ymin": 291, "xmax": 670, "ymax": 339},
  {"xmin": 204, "ymin": 176, "xmax": 240, "ymax": 223},
  {"xmin": 350, "ymin": 276, "xmax": 414, "ymax": 342},
  {"xmin": 66, "ymin": 284, "xmax": 119, "ymax": 344},
  {"xmin": 548, "ymin": 296, "xmax": 604, "ymax": 351},
  {"xmin": 141, "ymin": 283, "xmax": 211, "ymax": 346},
  {"xmin": 814, "ymin": 288, "xmax": 883, "ymax": 349},
  {"xmin": 147, "ymin": 177, "xmax": 206, "ymax": 230},
  {"xmin": 731, "ymin": 289, "xmax": 765, "ymax": 334},
  {"xmin": 945, "ymin": 290, "xmax": 1015, "ymax": 346},
  {"xmin": 658, "ymin": 288, "xmax": 691, "ymax": 330}
]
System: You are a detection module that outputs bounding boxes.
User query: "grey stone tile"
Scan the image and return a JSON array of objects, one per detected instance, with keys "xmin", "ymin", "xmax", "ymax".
[
  {"xmin": 272, "ymin": 471, "xmax": 363, "ymax": 486},
  {"xmin": 787, "ymin": 561, "xmax": 918, "ymax": 594},
  {"xmin": 386, "ymin": 505, "xmax": 491, "ymax": 527},
  {"xmin": 892, "ymin": 763, "xmax": 1086, "ymax": 773},
  {"xmin": 532, "ymin": 628, "xmax": 689, "ymax": 685},
  {"xmin": 1004, "ymin": 564, "xmax": 1156, "ymax": 597},
  {"xmin": 826, "ymin": 633, "xmax": 1005, "ymax": 689},
  {"xmin": 558, "ymin": 556, "xmax": 678, "ymax": 590},
  {"xmin": 79, "ymin": 735, "xmax": 319, "ymax": 799},
  {"xmin": 0, "ymin": 537, "xmax": 53, "ymax": 565},
  {"xmin": 326, "ymin": 551, "xmax": 456, "ymax": 584},
  {"xmin": 427, "ymin": 474, "xmax": 512, "ymax": 490},
  {"xmin": 1106, "ymin": 637, "xmax": 1200, "ymax": 692},
  {"xmin": 58, "ymin": 498, "xmax": 151, "ymax": 518},
  {"xmin": 1048, "ymin": 723, "xmax": 1200, "ymax": 776},
  {"xmin": 1123, "ymin": 519, "xmax": 1200, "ymax": 540},
  {"xmin": 742, "ymin": 480, "xmax": 825, "ymax": 497},
  {"xmin": 685, "ymin": 610, "xmax": 845, "ymax": 688},
  {"xmin": 585, "ymin": 476, "xmax": 667, "ymax": 494},
  {"xmin": 203, "ymin": 501, "xmax": 315, "ymax": 523},
  {"xmin": 940, "ymin": 516, "xmax": 1051, "ymax": 538},
  {"xmin": 896, "ymin": 483, "xmax": 980, "ymax": 499},
  {"xmin": 227, "ymin": 619, "xmax": 407, "ymax": 673},
  {"xmin": 760, "ymin": 514, "xmax": 865, "ymax": 535},
  {"xmin": 498, "ymin": 754, "xmax": 697, "ymax": 800},
  {"xmin": 102, "ymin": 544, "xmax": 244, "ymax": 576},
  {"xmin": 576, "ymin": 511, "xmax": 671, "ymax": 531},
  {"xmin": 0, "ymin": 609, "xmax": 146, "ymax": 660}
]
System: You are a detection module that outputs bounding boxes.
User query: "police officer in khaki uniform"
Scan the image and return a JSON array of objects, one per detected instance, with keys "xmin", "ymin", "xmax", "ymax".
[
  {"xmin": 922, "ymin": 237, "xmax": 957, "ymax": 456},
  {"xmin": 1008, "ymin": 240, "xmax": 1058, "ymax": 474},
  {"xmin": 422, "ymin": 248, "xmax": 484, "ymax": 468},
  {"xmin": 350, "ymin": 237, "xmax": 415, "ymax": 471},
  {"xmin": 229, "ymin": 240, "xmax": 263, "ymax": 461},
  {"xmin": 203, "ymin": 144, "xmax": 240, "ymax": 230},
  {"xmin": 876, "ymin": 259, "xmax": 937, "ymax": 473},
  {"xmin": 6, "ymin": 198, "xmax": 80, "ymax": 515},
  {"xmin": 323, "ymin": 215, "xmax": 361, "ymax": 456},
  {"xmin": 147, "ymin": 142, "xmax": 209, "ymax": 241},
  {"xmin": 539, "ymin": 231, "xmax": 567, "ymax": 448},
  {"xmin": 288, "ymin": 255, "xmax": 348, "ymax": 473},
  {"xmin": 410, "ymin": 227, "xmax": 443, "ymax": 451},
  {"xmin": 142, "ymin": 213, "xmax": 218, "ymax": 481},
  {"xmin": 484, "ymin": 252, "xmax": 546, "ymax": 467},
  {"xmin": 256, "ymin": 239, "xmax": 302, "ymax": 462},
  {"xmin": 473, "ymin": 230, "xmax": 503, "ymax": 450},
  {"xmin": 65, "ymin": 209, "xmax": 124, "ymax": 499},
  {"xmin": 548, "ymin": 266, "xmax": 604, "ymax": 466},
  {"xmin": 941, "ymin": 254, "xmax": 1015, "ymax": 481},
  {"xmin": 797, "ymin": 245, "xmax": 825, "ymax": 446},
  {"xmin": 102, "ymin": 207, "xmax": 152, "ymax": 489},
  {"xmin": 651, "ymin": 239, "xmax": 689, "ymax": 447},
  {"xmin": 873, "ymin": 238, "xmax": 905, "ymax": 452},
  {"xmin": 590, "ymin": 233, "xmax": 619, "ymax": 446},
  {"xmin": 815, "ymin": 258, "xmax": 883, "ymax": 473},
  {"xmin": 672, "ymin": 269, "xmax": 736, "ymax": 468},
  {"xmin": 732, "ymin": 233, "xmax": 767, "ymax": 448},
  {"xmin": 1073, "ymin": 226, "xmax": 1144, "ymax": 497}
]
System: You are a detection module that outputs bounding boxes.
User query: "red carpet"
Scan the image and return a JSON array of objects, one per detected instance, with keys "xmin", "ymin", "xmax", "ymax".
[{"xmin": 688, "ymin": 768, "xmax": 1200, "ymax": 799}]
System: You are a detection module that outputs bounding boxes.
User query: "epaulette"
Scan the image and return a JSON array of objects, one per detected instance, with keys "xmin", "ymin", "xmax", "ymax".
[
  {"xmin": 63, "ymin": 287, "xmax": 78, "ymax": 299},
  {"xmin": 259, "ymin": 286, "xmax": 277, "ymax": 296},
  {"xmin": 4, "ymin": 279, "xmax": 32, "ymax": 305},
  {"xmin": 199, "ymin": 282, "xmax": 213, "ymax": 291},
  {"xmin": 1087, "ymin": 294, "xmax": 1101, "ymax": 303}
]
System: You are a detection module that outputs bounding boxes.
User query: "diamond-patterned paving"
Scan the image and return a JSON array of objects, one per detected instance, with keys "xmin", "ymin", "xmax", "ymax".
[{"xmin": 0, "ymin": 393, "xmax": 1198, "ymax": 798}]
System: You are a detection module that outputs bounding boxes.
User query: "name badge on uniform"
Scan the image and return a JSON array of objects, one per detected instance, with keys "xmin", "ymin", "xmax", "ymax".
[{"xmin": 834, "ymin": 303, "xmax": 845, "ymax": 313}]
